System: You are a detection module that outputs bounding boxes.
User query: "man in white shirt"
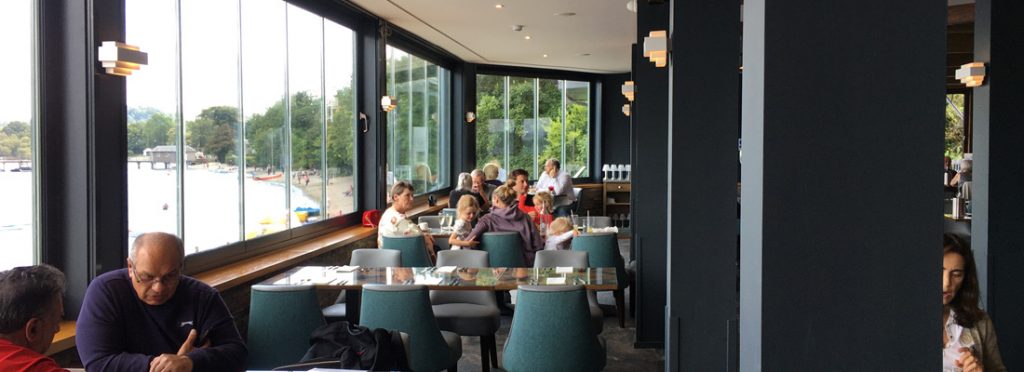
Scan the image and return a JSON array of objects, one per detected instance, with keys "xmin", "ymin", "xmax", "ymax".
[{"xmin": 535, "ymin": 158, "xmax": 576, "ymax": 216}]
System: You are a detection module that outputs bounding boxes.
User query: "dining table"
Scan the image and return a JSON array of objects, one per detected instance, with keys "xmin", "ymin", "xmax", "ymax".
[{"xmin": 260, "ymin": 265, "xmax": 618, "ymax": 322}]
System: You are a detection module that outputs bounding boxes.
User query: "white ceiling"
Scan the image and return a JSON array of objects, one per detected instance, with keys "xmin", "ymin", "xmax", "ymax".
[{"xmin": 347, "ymin": 0, "xmax": 637, "ymax": 74}]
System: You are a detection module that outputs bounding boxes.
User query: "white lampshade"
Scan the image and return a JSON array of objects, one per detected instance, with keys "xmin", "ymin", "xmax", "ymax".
[
  {"xmin": 955, "ymin": 62, "xmax": 986, "ymax": 87},
  {"xmin": 643, "ymin": 30, "xmax": 668, "ymax": 68},
  {"xmin": 97, "ymin": 41, "xmax": 148, "ymax": 76},
  {"xmin": 381, "ymin": 95, "xmax": 397, "ymax": 112}
]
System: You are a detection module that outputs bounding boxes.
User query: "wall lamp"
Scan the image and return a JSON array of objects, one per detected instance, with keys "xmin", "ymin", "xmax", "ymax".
[
  {"xmin": 97, "ymin": 41, "xmax": 148, "ymax": 76},
  {"xmin": 643, "ymin": 30, "xmax": 668, "ymax": 67},
  {"xmin": 381, "ymin": 95, "xmax": 397, "ymax": 112},
  {"xmin": 466, "ymin": 111, "xmax": 476, "ymax": 123},
  {"xmin": 622, "ymin": 103, "xmax": 631, "ymax": 117},
  {"xmin": 955, "ymin": 62, "xmax": 986, "ymax": 87},
  {"xmin": 621, "ymin": 81, "xmax": 635, "ymax": 101}
]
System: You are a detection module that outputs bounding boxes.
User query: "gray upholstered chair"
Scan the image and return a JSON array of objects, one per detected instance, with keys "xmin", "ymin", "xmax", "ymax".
[
  {"xmin": 323, "ymin": 249, "xmax": 401, "ymax": 323},
  {"xmin": 360, "ymin": 284, "xmax": 462, "ymax": 372},
  {"xmin": 430, "ymin": 250, "xmax": 501, "ymax": 372},
  {"xmin": 533, "ymin": 250, "xmax": 604, "ymax": 335},
  {"xmin": 502, "ymin": 285, "xmax": 606, "ymax": 372}
]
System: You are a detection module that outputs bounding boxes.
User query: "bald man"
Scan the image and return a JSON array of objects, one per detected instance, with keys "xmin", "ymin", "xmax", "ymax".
[{"xmin": 76, "ymin": 232, "xmax": 246, "ymax": 372}]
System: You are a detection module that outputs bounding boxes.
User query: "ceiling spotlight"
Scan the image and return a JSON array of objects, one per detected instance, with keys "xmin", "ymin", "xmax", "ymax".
[
  {"xmin": 495, "ymin": 4, "xmax": 504, "ymax": 9},
  {"xmin": 542, "ymin": 54, "xmax": 549, "ymax": 58},
  {"xmin": 524, "ymin": 35, "xmax": 532, "ymax": 40}
]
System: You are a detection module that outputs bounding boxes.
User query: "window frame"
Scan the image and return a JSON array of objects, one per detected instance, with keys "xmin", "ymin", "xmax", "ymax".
[{"xmin": 473, "ymin": 64, "xmax": 602, "ymax": 184}]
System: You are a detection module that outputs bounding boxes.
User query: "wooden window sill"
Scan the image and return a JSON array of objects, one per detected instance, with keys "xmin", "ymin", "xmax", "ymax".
[{"xmin": 46, "ymin": 321, "xmax": 76, "ymax": 356}]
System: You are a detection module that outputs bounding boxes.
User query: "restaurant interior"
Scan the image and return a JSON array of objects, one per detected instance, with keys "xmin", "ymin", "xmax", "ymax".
[{"xmin": 2, "ymin": 0, "xmax": 1022, "ymax": 370}]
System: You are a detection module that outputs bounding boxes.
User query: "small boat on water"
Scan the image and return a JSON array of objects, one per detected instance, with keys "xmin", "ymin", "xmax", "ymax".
[{"xmin": 254, "ymin": 173, "xmax": 282, "ymax": 181}]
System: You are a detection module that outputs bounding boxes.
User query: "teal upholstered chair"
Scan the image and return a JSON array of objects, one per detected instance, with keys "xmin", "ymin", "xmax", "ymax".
[
  {"xmin": 502, "ymin": 285, "xmax": 606, "ymax": 372},
  {"xmin": 533, "ymin": 250, "xmax": 604, "ymax": 335},
  {"xmin": 323, "ymin": 248, "xmax": 402, "ymax": 323},
  {"xmin": 382, "ymin": 234, "xmax": 432, "ymax": 267},
  {"xmin": 431, "ymin": 250, "xmax": 500, "ymax": 371},
  {"xmin": 572, "ymin": 232, "xmax": 628, "ymax": 328},
  {"xmin": 247, "ymin": 284, "xmax": 326, "ymax": 370},
  {"xmin": 360, "ymin": 284, "xmax": 462, "ymax": 372},
  {"xmin": 479, "ymin": 232, "xmax": 525, "ymax": 267}
]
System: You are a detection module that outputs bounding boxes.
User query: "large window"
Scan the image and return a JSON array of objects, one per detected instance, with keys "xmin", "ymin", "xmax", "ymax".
[
  {"xmin": 127, "ymin": 0, "xmax": 358, "ymax": 254},
  {"xmin": 476, "ymin": 74, "xmax": 590, "ymax": 179},
  {"xmin": 385, "ymin": 45, "xmax": 451, "ymax": 195},
  {"xmin": 0, "ymin": 0, "xmax": 36, "ymax": 270}
]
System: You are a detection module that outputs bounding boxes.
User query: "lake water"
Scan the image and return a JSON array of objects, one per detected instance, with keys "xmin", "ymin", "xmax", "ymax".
[{"xmin": 0, "ymin": 167, "xmax": 318, "ymax": 270}]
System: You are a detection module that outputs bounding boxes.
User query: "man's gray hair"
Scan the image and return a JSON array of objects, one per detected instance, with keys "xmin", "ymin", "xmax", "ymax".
[
  {"xmin": 0, "ymin": 264, "xmax": 66, "ymax": 334},
  {"xmin": 470, "ymin": 169, "xmax": 485, "ymax": 179},
  {"xmin": 130, "ymin": 232, "xmax": 185, "ymax": 267},
  {"xmin": 457, "ymin": 172, "xmax": 473, "ymax": 191}
]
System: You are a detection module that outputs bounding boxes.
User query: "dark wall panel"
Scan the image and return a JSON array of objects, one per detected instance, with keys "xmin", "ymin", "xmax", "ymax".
[
  {"xmin": 632, "ymin": 0, "xmax": 670, "ymax": 348},
  {"xmin": 740, "ymin": 0, "xmax": 944, "ymax": 369},
  {"xmin": 601, "ymin": 73, "xmax": 632, "ymax": 165}
]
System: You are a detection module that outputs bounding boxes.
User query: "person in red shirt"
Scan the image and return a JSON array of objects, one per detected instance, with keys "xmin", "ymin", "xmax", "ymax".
[
  {"xmin": 0, "ymin": 264, "xmax": 68, "ymax": 372},
  {"xmin": 508, "ymin": 168, "xmax": 535, "ymax": 215}
]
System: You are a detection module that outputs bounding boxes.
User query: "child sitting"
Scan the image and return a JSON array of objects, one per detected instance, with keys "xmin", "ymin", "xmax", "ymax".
[
  {"xmin": 531, "ymin": 191, "xmax": 555, "ymax": 229},
  {"xmin": 448, "ymin": 195, "xmax": 481, "ymax": 249},
  {"xmin": 544, "ymin": 217, "xmax": 577, "ymax": 250}
]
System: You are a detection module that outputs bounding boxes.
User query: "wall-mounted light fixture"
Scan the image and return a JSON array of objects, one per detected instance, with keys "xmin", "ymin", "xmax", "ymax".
[
  {"xmin": 622, "ymin": 103, "xmax": 631, "ymax": 117},
  {"xmin": 466, "ymin": 112, "xmax": 476, "ymax": 123},
  {"xmin": 97, "ymin": 41, "xmax": 148, "ymax": 76},
  {"xmin": 643, "ymin": 30, "xmax": 668, "ymax": 67},
  {"xmin": 955, "ymin": 62, "xmax": 986, "ymax": 87},
  {"xmin": 381, "ymin": 96, "xmax": 397, "ymax": 112},
  {"xmin": 621, "ymin": 81, "xmax": 635, "ymax": 101}
]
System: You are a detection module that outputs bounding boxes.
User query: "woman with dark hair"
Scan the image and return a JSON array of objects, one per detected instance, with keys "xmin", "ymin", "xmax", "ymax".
[{"xmin": 942, "ymin": 234, "xmax": 1005, "ymax": 372}]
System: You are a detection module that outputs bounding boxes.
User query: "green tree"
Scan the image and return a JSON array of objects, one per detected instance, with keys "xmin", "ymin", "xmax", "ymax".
[
  {"xmin": 186, "ymin": 106, "xmax": 239, "ymax": 164},
  {"xmin": 945, "ymin": 94, "xmax": 965, "ymax": 158}
]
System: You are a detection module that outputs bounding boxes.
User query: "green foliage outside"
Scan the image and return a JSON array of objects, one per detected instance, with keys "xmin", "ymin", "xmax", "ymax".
[
  {"xmin": 386, "ymin": 48, "xmax": 446, "ymax": 192},
  {"xmin": 945, "ymin": 94, "xmax": 965, "ymax": 159},
  {"xmin": 0, "ymin": 121, "xmax": 32, "ymax": 159},
  {"xmin": 475, "ymin": 75, "xmax": 589, "ymax": 178}
]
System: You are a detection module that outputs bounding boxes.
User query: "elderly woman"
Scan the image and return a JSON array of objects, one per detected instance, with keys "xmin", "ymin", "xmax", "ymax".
[
  {"xmin": 448, "ymin": 172, "xmax": 487, "ymax": 209},
  {"xmin": 466, "ymin": 185, "xmax": 544, "ymax": 266},
  {"xmin": 378, "ymin": 181, "xmax": 435, "ymax": 258},
  {"xmin": 942, "ymin": 234, "xmax": 1005, "ymax": 372}
]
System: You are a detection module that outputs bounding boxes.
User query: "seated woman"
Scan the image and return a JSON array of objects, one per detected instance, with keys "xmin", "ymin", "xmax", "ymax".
[
  {"xmin": 466, "ymin": 185, "xmax": 544, "ymax": 266},
  {"xmin": 448, "ymin": 172, "xmax": 486, "ymax": 209},
  {"xmin": 950, "ymin": 159, "xmax": 973, "ymax": 199},
  {"xmin": 378, "ymin": 181, "xmax": 436, "ymax": 259},
  {"xmin": 942, "ymin": 234, "xmax": 1005, "ymax": 372}
]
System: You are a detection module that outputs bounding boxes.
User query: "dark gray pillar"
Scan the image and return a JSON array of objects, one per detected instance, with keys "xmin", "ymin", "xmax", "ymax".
[
  {"xmin": 664, "ymin": 0, "xmax": 740, "ymax": 370},
  {"xmin": 632, "ymin": 0, "xmax": 670, "ymax": 348},
  {"xmin": 739, "ymin": 0, "xmax": 944, "ymax": 369},
  {"xmin": 972, "ymin": 0, "xmax": 1024, "ymax": 368}
]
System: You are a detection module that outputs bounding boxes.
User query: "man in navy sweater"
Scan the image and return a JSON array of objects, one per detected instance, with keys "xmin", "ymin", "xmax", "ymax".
[{"xmin": 76, "ymin": 232, "xmax": 246, "ymax": 372}]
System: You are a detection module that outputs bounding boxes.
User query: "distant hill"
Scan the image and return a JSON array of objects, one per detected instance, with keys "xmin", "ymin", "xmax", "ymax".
[{"xmin": 128, "ymin": 107, "xmax": 167, "ymax": 124}]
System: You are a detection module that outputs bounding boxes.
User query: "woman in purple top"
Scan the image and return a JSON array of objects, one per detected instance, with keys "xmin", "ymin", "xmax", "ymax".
[{"xmin": 467, "ymin": 185, "xmax": 544, "ymax": 266}]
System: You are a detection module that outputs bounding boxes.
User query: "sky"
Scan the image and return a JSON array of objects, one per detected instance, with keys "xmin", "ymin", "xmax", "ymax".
[{"xmin": 0, "ymin": 0, "xmax": 33, "ymax": 124}]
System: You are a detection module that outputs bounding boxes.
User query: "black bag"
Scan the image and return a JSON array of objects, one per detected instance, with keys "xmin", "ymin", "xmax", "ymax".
[{"xmin": 298, "ymin": 321, "xmax": 409, "ymax": 371}]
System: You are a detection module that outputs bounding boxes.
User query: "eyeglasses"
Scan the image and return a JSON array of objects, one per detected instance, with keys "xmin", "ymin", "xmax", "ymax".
[{"xmin": 132, "ymin": 266, "xmax": 181, "ymax": 287}]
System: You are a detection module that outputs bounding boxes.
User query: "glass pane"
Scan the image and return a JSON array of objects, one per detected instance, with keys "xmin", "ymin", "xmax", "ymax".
[
  {"xmin": 507, "ymin": 77, "xmax": 535, "ymax": 175},
  {"xmin": 287, "ymin": 5, "xmax": 324, "ymax": 226},
  {"xmin": 565, "ymin": 80, "xmax": 590, "ymax": 178},
  {"xmin": 0, "ymin": 0, "xmax": 35, "ymax": 269},
  {"xmin": 324, "ymin": 21, "xmax": 357, "ymax": 217},
  {"xmin": 241, "ymin": 0, "xmax": 287, "ymax": 239},
  {"xmin": 945, "ymin": 93, "xmax": 966, "ymax": 159},
  {"xmin": 181, "ymin": 0, "xmax": 242, "ymax": 253},
  {"xmin": 386, "ymin": 46, "xmax": 450, "ymax": 195},
  {"xmin": 537, "ymin": 79, "xmax": 562, "ymax": 178},
  {"xmin": 475, "ymin": 74, "xmax": 506, "ymax": 178}
]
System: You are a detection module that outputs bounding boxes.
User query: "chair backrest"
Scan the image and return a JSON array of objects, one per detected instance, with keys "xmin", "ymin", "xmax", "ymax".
[
  {"xmin": 960, "ymin": 181, "xmax": 972, "ymax": 200},
  {"xmin": 351, "ymin": 248, "xmax": 401, "ymax": 267},
  {"xmin": 247, "ymin": 285, "xmax": 326, "ymax": 370},
  {"xmin": 417, "ymin": 215, "xmax": 441, "ymax": 229},
  {"xmin": 360, "ymin": 284, "xmax": 459, "ymax": 372},
  {"xmin": 571, "ymin": 232, "xmax": 626, "ymax": 287},
  {"xmin": 479, "ymin": 231, "xmax": 526, "ymax": 267},
  {"xmin": 381, "ymin": 235, "xmax": 431, "ymax": 267},
  {"xmin": 431, "ymin": 250, "xmax": 494, "ymax": 306},
  {"xmin": 534, "ymin": 250, "xmax": 588, "ymax": 268},
  {"xmin": 503, "ymin": 285, "xmax": 605, "ymax": 371}
]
